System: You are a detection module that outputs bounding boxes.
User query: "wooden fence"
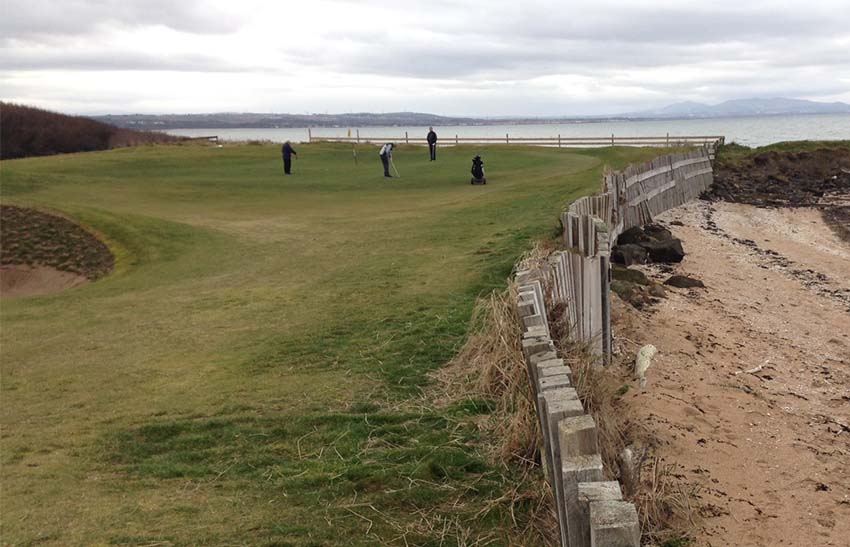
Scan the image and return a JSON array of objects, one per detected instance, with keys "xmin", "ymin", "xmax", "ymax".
[
  {"xmin": 308, "ymin": 128, "xmax": 725, "ymax": 149},
  {"xmin": 513, "ymin": 146, "xmax": 715, "ymax": 547}
]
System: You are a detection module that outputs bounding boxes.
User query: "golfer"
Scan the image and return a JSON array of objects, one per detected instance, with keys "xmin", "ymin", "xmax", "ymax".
[
  {"xmin": 281, "ymin": 141, "xmax": 297, "ymax": 175},
  {"xmin": 379, "ymin": 142, "xmax": 394, "ymax": 178},
  {"xmin": 427, "ymin": 127, "xmax": 438, "ymax": 161}
]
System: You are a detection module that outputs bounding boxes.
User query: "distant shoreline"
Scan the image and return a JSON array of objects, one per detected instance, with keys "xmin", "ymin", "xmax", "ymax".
[{"xmin": 99, "ymin": 111, "xmax": 850, "ymax": 131}]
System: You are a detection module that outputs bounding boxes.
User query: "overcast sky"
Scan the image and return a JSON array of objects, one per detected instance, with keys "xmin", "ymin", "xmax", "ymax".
[{"xmin": 2, "ymin": 0, "xmax": 850, "ymax": 116}]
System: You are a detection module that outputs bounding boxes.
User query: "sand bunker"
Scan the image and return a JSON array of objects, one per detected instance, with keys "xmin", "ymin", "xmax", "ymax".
[
  {"xmin": 0, "ymin": 205, "xmax": 113, "ymax": 299},
  {"xmin": 1, "ymin": 265, "xmax": 88, "ymax": 299}
]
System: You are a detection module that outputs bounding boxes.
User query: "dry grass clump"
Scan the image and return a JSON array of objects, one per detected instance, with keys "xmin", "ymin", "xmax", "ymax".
[
  {"xmin": 630, "ymin": 455, "xmax": 699, "ymax": 545},
  {"xmin": 451, "ymin": 286, "xmax": 541, "ymax": 466},
  {"xmin": 435, "ymin": 278, "xmax": 558, "ymax": 545}
]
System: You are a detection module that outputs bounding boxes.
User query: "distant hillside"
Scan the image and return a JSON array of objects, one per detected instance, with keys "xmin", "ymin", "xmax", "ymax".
[
  {"xmin": 1, "ymin": 103, "xmax": 179, "ymax": 160},
  {"xmin": 94, "ymin": 111, "xmax": 480, "ymax": 130},
  {"xmin": 635, "ymin": 97, "xmax": 850, "ymax": 118}
]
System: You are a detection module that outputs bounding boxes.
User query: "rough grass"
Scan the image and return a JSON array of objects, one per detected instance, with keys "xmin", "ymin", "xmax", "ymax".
[{"xmin": 1, "ymin": 142, "xmax": 666, "ymax": 545}]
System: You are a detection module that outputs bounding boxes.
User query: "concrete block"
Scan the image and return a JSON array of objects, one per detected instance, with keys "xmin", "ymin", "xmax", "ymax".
[
  {"xmin": 558, "ymin": 415, "xmax": 598, "ymax": 458},
  {"xmin": 539, "ymin": 374, "xmax": 571, "ymax": 392},
  {"xmin": 529, "ymin": 350, "xmax": 558, "ymax": 365},
  {"xmin": 516, "ymin": 271, "xmax": 536, "ymax": 284},
  {"xmin": 517, "ymin": 302, "xmax": 536, "ymax": 318},
  {"xmin": 589, "ymin": 501, "xmax": 640, "ymax": 547},
  {"xmin": 539, "ymin": 388, "xmax": 586, "ymax": 546},
  {"xmin": 524, "ymin": 325, "xmax": 548, "ymax": 337},
  {"xmin": 536, "ymin": 359, "xmax": 572, "ymax": 383},
  {"xmin": 522, "ymin": 336, "xmax": 553, "ymax": 358},
  {"xmin": 539, "ymin": 364, "xmax": 571, "ymax": 378},
  {"xmin": 536, "ymin": 356, "xmax": 565, "ymax": 368},
  {"xmin": 528, "ymin": 352, "xmax": 558, "ymax": 385},
  {"xmin": 578, "ymin": 481, "xmax": 623, "ymax": 503},
  {"xmin": 523, "ymin": 314, "xmax": 545, "ymax": 329},
  {"xmin": 578, "ymin": 481, "xmax": 624, "ymax": 543},
  {"xmin": 562, "ymin": 455, "xmax": 605, "ymax": 547}
]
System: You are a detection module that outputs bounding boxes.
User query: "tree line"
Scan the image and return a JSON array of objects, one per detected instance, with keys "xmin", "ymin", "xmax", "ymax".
[{"xmin": 1, "ymin": 103, "xmax": 179, "ymax": 160}]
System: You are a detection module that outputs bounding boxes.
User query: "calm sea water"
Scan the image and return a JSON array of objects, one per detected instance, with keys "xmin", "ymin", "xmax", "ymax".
[{"xmin": 165, "ymin": 113, "xmax": 850, "ymax": 148}]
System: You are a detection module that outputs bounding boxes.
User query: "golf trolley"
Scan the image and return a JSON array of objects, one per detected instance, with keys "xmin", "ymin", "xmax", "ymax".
[{"xmin": 470, "ymin": 155, "xmax": 486, "ymax": 184}]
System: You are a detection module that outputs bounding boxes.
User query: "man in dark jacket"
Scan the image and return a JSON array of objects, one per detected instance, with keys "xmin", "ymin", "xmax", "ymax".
[
  {"xmin": 426, "ymin": 127, "xmax": 437, "ymax": 161},
  {"xmin": 281, "ymin": 141, "xmax": 296, "ymax": 174}
]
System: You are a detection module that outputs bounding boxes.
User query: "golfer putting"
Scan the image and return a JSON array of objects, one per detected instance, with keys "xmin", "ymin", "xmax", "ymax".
[{"xmin": 379, "ymin": 142, "xmax": 398, "ymax": 178}]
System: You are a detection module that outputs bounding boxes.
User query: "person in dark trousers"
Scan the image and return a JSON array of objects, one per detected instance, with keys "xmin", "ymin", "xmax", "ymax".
[
  {"xmin": 379, "ymin": 142, "xmax": 394, "ymax": 177},
  {"xmin": 281, "ymin": 141, "xmax": 296, "ymax": 174},
  {"xmin": 426, "ymin": 127, "xmax": 437, "ymax": 161}
]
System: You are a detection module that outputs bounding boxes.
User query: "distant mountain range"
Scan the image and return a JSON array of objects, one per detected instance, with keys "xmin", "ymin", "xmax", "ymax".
[{"xmin": 92, "ymin": 98, "xmax": 850, "ymax": 130}]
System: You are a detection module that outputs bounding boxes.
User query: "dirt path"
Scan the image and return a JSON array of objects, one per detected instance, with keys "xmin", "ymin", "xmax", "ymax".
[{"xmin": 613, "ymin": 200, "xmax": 850, "ymax": 546}]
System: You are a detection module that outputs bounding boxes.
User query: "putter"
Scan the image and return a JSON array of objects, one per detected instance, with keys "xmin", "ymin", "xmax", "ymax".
[{"xmin": 390, "ymin": 157, "xmax": 401, "ymax": 178}]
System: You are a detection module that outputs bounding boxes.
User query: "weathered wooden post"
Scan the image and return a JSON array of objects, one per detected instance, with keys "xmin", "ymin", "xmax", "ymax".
[
  {"xmin": 405, "ymin": 131, "xmax": 409, "ymax": 144},
  {"xmin": 666, "ymin": 132, "xmax": 670, "ymax": 147},
  {"xmin": 356, "ymin": 129, "xmax": 360, "ymax": 143},
  {"xmin": 506, "ymin": 133, "xmax": 510, "ymax": 144},
  {"xmin": 600, "ymin": 254, "xmax": 611, "ymax": 366},
  {"xmin": 558, "ymin": 134, "xmax": 562, "ymax": 148},
  {"xmin": 611, "ymin": 133, "xmax": 615, "ymax": 146},
  {"xmin": 455, "ymin": 134, "xmax": 459, "ymax": 145},
  {"xmin": 308, "ymin": 128, "xmax": 312, "ymax": 143}
]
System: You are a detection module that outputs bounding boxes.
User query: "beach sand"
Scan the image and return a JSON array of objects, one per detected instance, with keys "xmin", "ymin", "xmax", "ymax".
[{"xmin": 612, "ymin": 199, "xmax": 850, "ymax": 546}]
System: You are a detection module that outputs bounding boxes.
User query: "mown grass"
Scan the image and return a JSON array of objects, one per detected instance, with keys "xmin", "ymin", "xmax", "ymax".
[{"xmin": 1, "ymin": 142, "xmax": 664, "ymax": 545}]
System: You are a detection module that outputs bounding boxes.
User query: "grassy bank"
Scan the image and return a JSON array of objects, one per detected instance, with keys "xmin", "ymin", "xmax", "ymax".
[{"xmin": 1, "ymin": 142, "xmax": 662, "ymax": 546}]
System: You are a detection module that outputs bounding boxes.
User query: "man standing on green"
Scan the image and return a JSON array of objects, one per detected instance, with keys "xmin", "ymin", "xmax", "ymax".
[
  {"xmin": 281, "ymin": 141, "xmax": 297, "ymax": 175},
  {"xmin": 427, "ymin": 127, "xmax": 438, "ymax": 161}
]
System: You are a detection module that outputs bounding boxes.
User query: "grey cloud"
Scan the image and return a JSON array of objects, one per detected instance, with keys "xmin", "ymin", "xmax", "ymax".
[
  {"xmin": 0, "ymin": 0, "xmax": 241, "ymax": 40},
  {"xmin": 0, "ymin": 49, "xmax": 258, "ymax": 73},
  {"xmin": 291, "ymin": 34, "xmax": 850, "ymax": 83}
]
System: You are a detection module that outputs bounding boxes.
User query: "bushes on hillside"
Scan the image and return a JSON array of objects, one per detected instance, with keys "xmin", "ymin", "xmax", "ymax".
[{"xmin": 0, "ymin": 102, "xmax": 178, "ymax": 160}]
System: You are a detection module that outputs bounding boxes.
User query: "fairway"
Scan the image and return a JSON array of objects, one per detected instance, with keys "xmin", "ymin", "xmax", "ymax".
[{"xmin": 1, "ymin": 142, "xmax": 662, "ymax": 546}]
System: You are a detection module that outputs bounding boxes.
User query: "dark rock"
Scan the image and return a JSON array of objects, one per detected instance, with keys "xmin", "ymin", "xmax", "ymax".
[
  {"xmin": 610, "ymin": 280, "xmax": 652, "ymax": 309},
  {"xmin": 611, "ymin": 243, "xmax": 648, "ymax": 266},
  {"xmin": 665, "ymin": 275, "xmax": 705, "ymax": 288},
  {"xmin": 644, "ymin": 223, "xmax": 673, "ymax": 241},
  {"xmin": 670, "ymin": 220, "xmax": 685, "ymax": 226},
  {"xmin": 612, "ymin": 264, "xmax": 651, "ymax": 285},
  {"xmin": 617, "ymin": 226, "xmax": 650, "ymax": 246},
  {"xmin": 639, "ymin": 238, "xmax": 685, "ymax": 263}
]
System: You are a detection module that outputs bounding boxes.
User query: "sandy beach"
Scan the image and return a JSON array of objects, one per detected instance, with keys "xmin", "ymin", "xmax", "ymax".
[{"xmin": 613, "ymin": 199, "xmax": 850, "ymax": 546}]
